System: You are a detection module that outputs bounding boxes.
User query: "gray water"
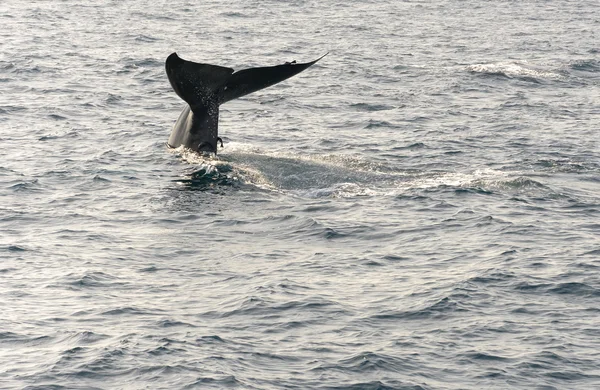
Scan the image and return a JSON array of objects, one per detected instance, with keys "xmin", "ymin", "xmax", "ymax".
[{"xmin": 1, "ymin": 0, "xmax": 600, "ymax": 389}]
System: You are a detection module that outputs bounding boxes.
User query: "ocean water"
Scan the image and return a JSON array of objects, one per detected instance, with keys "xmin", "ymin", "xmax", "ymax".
[{"xmin": 1, "ymin": 0, "xmax": 599, "ymax": 388}]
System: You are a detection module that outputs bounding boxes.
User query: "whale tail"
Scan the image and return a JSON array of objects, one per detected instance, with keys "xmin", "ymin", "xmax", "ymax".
[
  {"xmin": 218, "ymin": 54, "xmax": 327, "ymax": 104},
  {"xmin": 165, "ymin": 52, "xmax": 326, "ymax": 111},
  {"xmin": 165, "ymin": 52, "xmax": 325, "ymax": 154}
]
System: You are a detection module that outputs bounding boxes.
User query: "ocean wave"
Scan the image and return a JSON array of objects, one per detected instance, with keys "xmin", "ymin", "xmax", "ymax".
[
  {"xmin": 468, "ymin": 271, "xmax": 517, "ymax": 286},
  {"xmin": 155, "ymin": 319, "xmax": 197, "ymax": 328},
  {"xmin": 532, "ymin": 157, "xmax": 596, "ymax": 173},
  {"xmin": 463, "ymin": 351, "xmax": 511, "ymax": 362},
  {"xmin": 402, "ymin": 169, "xmax": 569, "ymax": 201},
  {"xmin": 59, "ymin": 271, "xmax": 125, "ymax": 289},
  {"xmin": 364, "ymin": 119, "xmax": 398, "ymax": 129},
  {"xmin": 0, "ymin": 105, "xmax": 27, "ymax": 115},
  {"xmin": 207, "ymin": 295, "xmax": 346, "ymax": 321},
  {"xmin": 515, "ymin": 281, "xmax": 600, "ymax": 297},
  {"xmin": 8, "ymin": 179, "xmax": 42, "ymax": 193},
  {"xmin": 569, "ymin": 59, "xmax": 600, "ymax": 73},
  {"xmin": 248, "ymin": 214, "xmax": 353, "ymax": 240},
  {"xmin": 133, "ymin": 35, "xmax": 160, "ymax": 43},
  {"xmin": 350, "ymin": 102, "xmax": 396, "ymax": 112},
  {"xmin": 547, "ymin": 282, "xmax": 600, "ymax": 297},
  {"xmin": 333, "ymin": 351, "xmax": 416, "ymax": 374},
  {"xmin": 183, "ymin": 375, "xmax": 242, "ymax": 388},
  {"xmin": 174, "ymin": 165, "xmax": 240, "ymax": 191},
  {"xmin": 2, "ymin": 245, "xmax": 27, "ymax": 252},
  {"xmin": 101, "ymin": 307, "xmax": 155, "ymax": 316},
  {"xmin": 321, "ymin": 381, "xmax": 425, "ymax": 390},
  {"xmin": 467, "ymin": 62, "xmax": 566, "ymax": 82},
  {"xmin": 0, "ymin": 331, "xmax": 23, "ymax": 341},
  {"xmin": 369, "ymin": 297, "xmax": 465, "ymax": 321},
  {"xmin": 293, "ymin": 182, "xmax": 378, "ymax": 198},
  {"xmin": 0, "ymin": 332, "xmax": 54, "ymax": 346}
]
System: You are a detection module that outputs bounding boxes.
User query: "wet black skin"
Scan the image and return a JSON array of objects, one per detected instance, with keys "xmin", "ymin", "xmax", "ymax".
[{"xmin": 165, "ymin": 52, "xmax": 326, "ymax": 154}]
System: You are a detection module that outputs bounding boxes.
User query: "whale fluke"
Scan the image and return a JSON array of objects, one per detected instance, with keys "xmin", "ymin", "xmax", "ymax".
[{"xmin": 165, "ymin": 52, "xmax": 325, "ymax": 154}]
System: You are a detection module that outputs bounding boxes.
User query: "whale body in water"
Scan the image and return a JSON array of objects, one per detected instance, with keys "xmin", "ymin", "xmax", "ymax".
[{"xmin": 165, "ymin": 52, "xmax": 325, "ymax": 154}]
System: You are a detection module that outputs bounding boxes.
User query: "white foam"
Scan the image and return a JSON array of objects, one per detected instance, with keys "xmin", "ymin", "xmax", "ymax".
[
  {"xmin": 292, "ymin": 182, "xmax": 379, "ymax": 199},
  {"xmin": 467, "ymin": 62, "xmax": 565, "ymax": 81},
  {"xmin": 171, "ymin": 144, "xmax": 525, "ymax": 198},
  {"xmin": 401, "ymin": 168, "xmax": 512, "ymax": 190}
]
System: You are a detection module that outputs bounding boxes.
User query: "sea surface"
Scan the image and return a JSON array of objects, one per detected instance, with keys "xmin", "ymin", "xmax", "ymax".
[{"xmin": 1, "ymin": 0, "xmax": 599, "ymax": 389}]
